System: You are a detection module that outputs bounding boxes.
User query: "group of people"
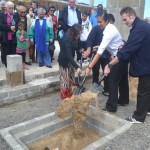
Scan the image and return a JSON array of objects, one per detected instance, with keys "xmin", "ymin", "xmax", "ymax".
[
  {"xmin": 57, "ymin": 0, "xmax": 150, "ymax": 124},
  {"xmin": 0, "ymin": 0, "xmax": 150, "ymax": 124},
  {"xmin": 0, "ymin": 0, "xmax": 56, "ymax": 69}
]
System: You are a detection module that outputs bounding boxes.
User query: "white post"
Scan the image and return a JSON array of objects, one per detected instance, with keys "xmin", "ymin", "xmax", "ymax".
[{"xmin": 6, "ymin": 55, "xmax": 24, "ymax": 86}]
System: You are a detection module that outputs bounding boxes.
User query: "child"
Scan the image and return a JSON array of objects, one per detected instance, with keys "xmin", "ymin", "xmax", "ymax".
[{"xmin": 16, "ymin": 21, "xmax": 29, "ymax": 70}]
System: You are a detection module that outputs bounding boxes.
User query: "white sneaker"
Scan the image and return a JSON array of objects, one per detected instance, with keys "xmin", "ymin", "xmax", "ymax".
[
  {"xmin": 125, "ymin": 117, "xmax": 143, "ymax": 124},
  {"xmin": 147, "ymin": 112, "xmax": 150, "ymax": 115}
]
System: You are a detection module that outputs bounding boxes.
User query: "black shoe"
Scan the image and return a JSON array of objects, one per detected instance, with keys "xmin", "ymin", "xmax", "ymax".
[
  {"xmin": 102, "ymin": 108, "xmax": 116, "ymax": 113},
  {"xmin": 25, "ymin": 62, "xmax": 32, "ymax": 65},
  {"xmin": 118, "ymin": 103, "xmax": 129, "ymax": 106},
  {"xmin": 46, "ymin": 65, "xmax": 52, "ymax": 68},
  {"xmin": 39, "ymin": 64, "xmax": 44, "ymax": 67}
]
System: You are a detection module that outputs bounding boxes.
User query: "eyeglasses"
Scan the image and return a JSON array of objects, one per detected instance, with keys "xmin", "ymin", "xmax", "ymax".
[
  {"xmin": 20, "ymin": 11, "xmax": 26, "ymax": 13},
  {"xmin": 50, "ymin": 10, "xmax": 55, "ymax": 12}
]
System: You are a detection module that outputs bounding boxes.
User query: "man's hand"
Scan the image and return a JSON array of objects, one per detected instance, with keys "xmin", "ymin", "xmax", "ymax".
[
  {"xmin": 85, "ymin": 67, "xmax": 91, "ymax": 76},
  {"xmin": 104, "ymin": 64, "xmax": 111, "ymax": 76},
  {"xmin": 93, "ymin": 45, "xmax": 99, "ymax": 52},
  {"xmin": 11, "ymin": 26, "xmax": 16, "ymax": 32}
]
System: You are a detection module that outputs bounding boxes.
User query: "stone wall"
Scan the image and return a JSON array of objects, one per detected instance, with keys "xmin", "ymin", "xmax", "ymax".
[{"xmin": 107, "ymin": 0, "xmax": 145, "ymax": 40}]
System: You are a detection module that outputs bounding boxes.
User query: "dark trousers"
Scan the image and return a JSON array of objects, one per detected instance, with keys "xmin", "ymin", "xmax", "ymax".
[
  {"xmin": 92, "ymin": 57, "xmax": 110, "ymax": 92},
  {"xmin": 18, "ymin": 52, "xmax": 25, "ymax": 63},
  {"xmin": 76, "ymin": 41, "xmax": 87, "ymax": 61},
  {"xmin": 132, "ymin": 75, "xmax": 150, "ymax": 122},
  {"xmin": 1, "ymin": 41, "xmax": 16, "ymax": 67},
  {"xmin": 106, "ymin": 60, "xmax": 129, "ymax": 112}
]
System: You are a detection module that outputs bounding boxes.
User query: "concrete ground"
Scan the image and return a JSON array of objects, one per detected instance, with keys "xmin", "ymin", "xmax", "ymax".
[{"xmin": 0, "ymin": 42, "xmax": 150, "ymax": 150}]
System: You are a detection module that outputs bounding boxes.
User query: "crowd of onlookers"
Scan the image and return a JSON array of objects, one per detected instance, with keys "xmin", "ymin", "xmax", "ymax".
[{"xmin": 1, "ymin": 0, "xmax": 150, "ymax": 125}]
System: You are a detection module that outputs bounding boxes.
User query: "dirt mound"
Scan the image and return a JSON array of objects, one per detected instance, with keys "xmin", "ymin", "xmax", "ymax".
[{"xmin": 57, "ymin": 90, "xmax": 97, "ymax": 137}]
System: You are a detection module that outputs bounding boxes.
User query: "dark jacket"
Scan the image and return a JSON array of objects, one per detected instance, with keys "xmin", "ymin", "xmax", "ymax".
[
  {"xmin": 58, "ymin": 33, "xmax": 79, "ymax": 69},
  {"xmin": 86, "ymin": 25, "xmax": 111, "ymax": 58},
  {"xmin": 13, "ymin": 12, "xmax": 27, "ymax": 32},
  {"xmin": 58, "ymin": 5, "xmax": 82, "ymax": 32},
  {"xmin": 117, "ymin": 17, "xmax": 150, "ymax": 77},
  {"xmin": 0, "ymin": 12, "xmax": 16, "ymax": 44}
]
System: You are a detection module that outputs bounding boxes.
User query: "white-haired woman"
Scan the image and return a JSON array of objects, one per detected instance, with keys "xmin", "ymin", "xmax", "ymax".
[
  {"xmin": 29, "ymin": 7, "xmax": 54, "ymax": 68},
  {"xmin": 0, "ymin": 1, "xmax": 16, "ymax": 67},
  {"xmin": 0, "ymin": 0, "xmax": 7, "ymax": 13}
]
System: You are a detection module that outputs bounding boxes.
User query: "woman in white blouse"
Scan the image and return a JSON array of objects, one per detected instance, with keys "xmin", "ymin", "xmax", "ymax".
[{"xmin": 85, "ymin": 13, "xmax": 129, "ymax": 112}]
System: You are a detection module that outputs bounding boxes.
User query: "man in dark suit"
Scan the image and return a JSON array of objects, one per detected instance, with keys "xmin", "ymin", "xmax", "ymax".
[
  {"xmin": 58, "ymin": 0, "xmax": 82, "ymax": 33},
  {"xmin": 104, "ymin": 7, "xmax": 150, "ymax": 123}
]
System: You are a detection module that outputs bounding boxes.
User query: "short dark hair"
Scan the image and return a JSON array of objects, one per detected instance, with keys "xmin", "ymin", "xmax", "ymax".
[
  {"xmin": 120, "ymin": 7, "xmax": 136, "ymax": 16},
  {"xmin": 31, "ymin": 1, "xmax": 38, "ymax": 7},
  {"xmin": 82, "ymin": 11, "xmax": 88, "ymax": 16},
  {"xmin": 17, "ymin": 1, "xmax": 25, "ymax": 6},
  {"xmin": 97, "ymin": 13, "xmax": 109, "ymax": 22},
  {"xmin": 18, "ymin": 21, "xmax": 25, "ymax": 28},
  {"xmin": 107, "ymin": 13, "xmax": 115, "ymax": 23},
  {"xmin": 97, "ymin": 4, "xmax": 103, "ymax": 7},
  {"xmin": 48, "ymin": 5, "xmax": 56, "ymax": 11}
]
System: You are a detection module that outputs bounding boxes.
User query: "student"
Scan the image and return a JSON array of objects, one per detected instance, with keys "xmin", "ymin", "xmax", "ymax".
[
  {"xmin": 58, "ymin": 24, "xmax": 82, "ymax": 100},
  {"xmin": 85, "ymin": 13, "xmax": 129, "ymax": 112},
  {"xmin": 104, "ymin": 7, "xmax": 150, "ymax": 123},
  {"xmin": 16, "ymin": 21, "xmax": 29, "ymax": 70}
]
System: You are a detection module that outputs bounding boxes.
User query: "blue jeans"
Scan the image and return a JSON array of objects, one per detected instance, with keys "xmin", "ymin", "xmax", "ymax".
[{"xmin": 38, "ymin": 45, "xmax": 51, "ymax": 66}]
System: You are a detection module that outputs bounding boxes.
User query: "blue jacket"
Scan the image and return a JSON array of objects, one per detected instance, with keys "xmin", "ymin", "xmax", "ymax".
[{"xmin": 117, "ymin": 17, "xmax": 150, "ymax": 77}]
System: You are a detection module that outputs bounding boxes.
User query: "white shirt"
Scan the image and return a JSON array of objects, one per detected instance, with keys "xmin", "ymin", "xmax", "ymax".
[
  {"xmin": 67, "ymin": 5, "xmax": 79, "ymax": 26},
  {"xmin": 80, "ymin": 20, "xmax": 92, "ymax": 41},
  {"xmin": 97, "ymin": 23, "xmax": 123, "ymax": 56},
  {"xmin": 31, "ymin": 17, "xmax": 52, "ymax": 27}
]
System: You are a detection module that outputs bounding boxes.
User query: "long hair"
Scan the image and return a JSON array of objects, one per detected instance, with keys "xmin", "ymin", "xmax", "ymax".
[{"xmin": 67, "ymin": 24, "xmax": 82, "ymax": 47}]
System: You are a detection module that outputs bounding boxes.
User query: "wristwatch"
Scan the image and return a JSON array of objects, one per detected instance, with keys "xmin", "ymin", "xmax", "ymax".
[{"xmin": 108, "ymin": 63, "xmax": 113, "ymax": 69}]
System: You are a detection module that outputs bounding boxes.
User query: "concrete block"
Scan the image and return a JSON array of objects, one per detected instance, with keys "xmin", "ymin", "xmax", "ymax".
[
  {"xmin": 0, "ymin": 91, "xmax": 8, "ymax": 100},
  {"xmin": 23, "ymin": 128, "xmax": 43, "ymax": 143},
  {"xmin": 29, "ymin": 85, "xmax": 40, "ymax": 93},
  {"xmin": 24, "ymin": 119, "xmax": 39, "ymax": 131},
  {"xmin": 9, "ymin": 89, "xmax": 22, "ymax": 97},
  {"xmin": 43, "ymin": 122, "xmax": 55, "ymax": 135},
  {"xmin": 21, "ymin": 87, "xmax": 29, "ymax": 94},
  {"xmin": 3, "ymin": 97, "xmax": 15, "ymax": 105},
  {"xmin": 7, "ymin": 55, "xmax": 22, "ymax": 72},
  {"xmin": 53, "ymin": 118, "xmax": 66, "ymax": 130}
]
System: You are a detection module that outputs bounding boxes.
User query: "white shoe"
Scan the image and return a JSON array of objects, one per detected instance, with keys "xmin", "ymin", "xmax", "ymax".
[
  {"xmin": 125, "ymin": 117, "xmax": 143, "ymax": 124},
  {"xmin": 147, "ymin": 112, "xmax": 150, "ymax": 115}
]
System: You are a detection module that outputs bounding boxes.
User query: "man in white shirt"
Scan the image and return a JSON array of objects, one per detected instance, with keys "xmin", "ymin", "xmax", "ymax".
[{"xmin": 85, "ymin": 13, "xmax": 129, "ymax": 112}]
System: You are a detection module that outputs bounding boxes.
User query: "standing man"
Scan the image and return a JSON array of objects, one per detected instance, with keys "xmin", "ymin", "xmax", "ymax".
[
  {"xmin": 29, "ymin": 7, "xmax": 54, "ymax": 68},
  {"xmin": 90, "ymin": 4, "xmax": 105, "ymax": 27},
  {"xmin": 58, "ymin": 0, "xmax": 82, "ymax": 33},
  {"xmin": 104, "ymin": 7, "xmax": 150, "ymax": 123}
]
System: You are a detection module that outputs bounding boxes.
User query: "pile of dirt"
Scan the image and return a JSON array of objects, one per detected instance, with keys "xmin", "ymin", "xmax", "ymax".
[
  {"xmin": 57, "ymin": 90, "xmax": 97, "ymax": 137},
  {"xmin": 29, "ymin": 125, "xmax": 100, "ymax": 150}
]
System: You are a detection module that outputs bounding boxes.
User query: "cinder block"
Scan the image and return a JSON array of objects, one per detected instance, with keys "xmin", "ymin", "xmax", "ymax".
[
  {"xmin": 43, "ymin": 122, "xmax": 55, "ymax": 135},
  {"xmin": 29, "ymin": 85, "xmax": 40, "ymax": 93},
  {"xmin": 0, "ymin": 91, "xmax": 8, "ymax": 100},
  {"xmin": 9, "ymin": 89, "xmax": 22, "ymax": 97}
]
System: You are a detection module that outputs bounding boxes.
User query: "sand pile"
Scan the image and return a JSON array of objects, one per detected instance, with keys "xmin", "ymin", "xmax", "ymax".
[
  {"xmin": 29, "ymin": 91, "xmax": 100, "ymax": 150},
  {"xmin": 57, "ymin": 90, "xmax": 97, "ymax": 137}
]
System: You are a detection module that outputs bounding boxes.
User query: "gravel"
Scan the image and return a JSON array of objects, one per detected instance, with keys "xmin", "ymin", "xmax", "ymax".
[{"xmin": 0, "ymin": 90, "xmax": 150, "ymax": 150}]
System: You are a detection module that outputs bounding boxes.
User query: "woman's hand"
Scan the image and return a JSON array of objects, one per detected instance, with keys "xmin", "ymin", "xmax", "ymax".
[
  {"xmin": 76, "ymin": 67, "xmax": 82, "ymax": 74},
  {"xmin": 85, "ymin": 67, "xmax": 91, "ymax": 76}
]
